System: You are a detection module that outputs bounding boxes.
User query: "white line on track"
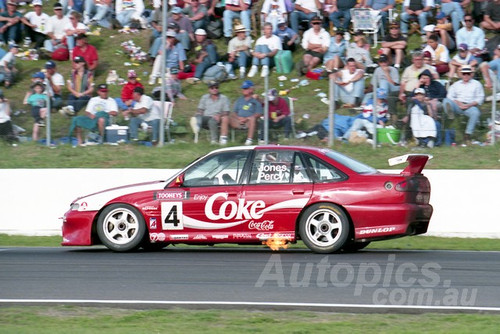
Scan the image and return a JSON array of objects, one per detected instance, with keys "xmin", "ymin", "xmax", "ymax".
[{"xmin": 1, "ymin": 299, "xmax": 499, "ymax": 313}]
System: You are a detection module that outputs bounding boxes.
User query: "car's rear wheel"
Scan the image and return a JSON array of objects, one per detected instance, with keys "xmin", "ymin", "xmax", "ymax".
[
  {"xmin": 342, "ymin": 241, "xmax": 371, "ymax": 252},
  {"xmin": 299, "ymin": 203, "xmax": 349, "ymax": 253},
  {"xmin": 97, "ymin": 204, "xmax": 146, "ymax": 252}
]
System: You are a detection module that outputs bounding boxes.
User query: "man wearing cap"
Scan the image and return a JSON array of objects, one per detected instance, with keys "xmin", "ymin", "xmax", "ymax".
[
  {"xmin": 333, "ymin": 57, "xmax": 365, "ymax": 108},
  {"xmin": 191, "ymin": 82, "xmax": 230, "ymax": 145},
  {"xmin": 223, "ymin": 0, "xmax": 252, "ymax": 42},
  {"xmin": 20, "ymin": 0, "xmax": 51, "ymax": 49},
  {"xmin": 426, "ymin": 12, "xmax": 455, "ymax": 51},
  {"xmin": 290, "ymin": 0, "xmax": 322, "ymax": 34},
  {"xmin": 43, "ymin": 3, "xmax": 71, "ymax": 53},
  {"xmin": 455, "ymin": 14, "xmax": 485, "ymax": 55},
  {"xmin": 0, "ymin": 43, "xmax": 18, "ymax": 88},
  {"xmin": 371, "ymin": 54, "xmax": 399, "ymax": 111},
  {"xmin": 399, "ymin": 51, "xmax": 438, "ymax": 103},
  {"xmin": 422, "ymin": 34, "xmax": 450, "ymax": 75},
  {"xmin": 0, "ymin": 1, "xmax": 23, "ymax": 44},
  {"xmin": 186, "ymin": 28, "xmax": 218, "ymax": 84},
  {"xmin": 381, "ymin": 22, "xmax": 407, "ymax": 69},
  {"xmin": 328, "ymin": 0, "xmax": 359, "ymax": 32},
  {"xmin": 400, "ymin": 0, "xmax": 434, "ymax": 40},
  {"xmin": 45, "ymin": 60, "xmax": 65, "ymax": 109},
  {"xmin": 62, "ymin": 55, "xmax": 94, "ymax": 115},
  {"xmin": 442, "ymin": 65, "xmax": 484, "ymax": 145},
  {"xmin": 438, "ymin": 0, "xmax": 465, "ymax": 34},
  {"xmin": 69, "ymin": 84, "xmax": 118, "ymax": 146},
  {"xmin": 168, "ymin": 6, "xmax": 194, "ymax": 51},
  {"xmin": 273, "ymin": 18, "xmax": 298, "ymax": 52},
  {"xmin": 149, "ymin": 30, "xmax": 186, "ymax": 84},
  {"xmin": 300, "ymin": 16, "xmax": 330, "ymax": 75},
  {"xmin": 227, "ymin": 24, "xmax": 252, "ymax": 79},
  {"xmin": 261, "ymin": 0, "xmax": 287, "ymax": 31},
  {"xmin": 125, "ymin": 87, "xmax": 160, "ymax": 144},
  {"xmin": 248, "ymin": 23, "xmax": 282, "ymax": 78},
  {"xmin": 324, "ymin": 29, "xmax": 346, "ymax": 72},
  {"xmin": 230, "ymin": 80, "xmax": 263, "ymax": 145},
  {"xmin": 258, "ymin": 88, "xmax": 292, "ymax": 141},
  {"xmin": 342, "ymin": 88, "xmax": 389, "ymax": 142},
  {"xmin": 72, "ymin": 34, "xmax": 99, "ymax": 72},
  {"xmin": 115, "ymin": 0, "xmax": 145, "ymax": 28},
  {"xmin": 449, "ymin": 43, "xmax": 478, "ymax": 80},
  {"xmin": 115, "ymin": 70, "xmax": 143, "ymax": 112}
]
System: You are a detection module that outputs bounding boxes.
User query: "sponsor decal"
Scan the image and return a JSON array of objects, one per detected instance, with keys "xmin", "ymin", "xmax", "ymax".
[
  {"xmin": 155, "ymin": 191, "xmax": 189, "ymax": 200},
  {"xmin": 358, "ymin": 226, "xmax": 397, "ymax": 235},
  {"xmin": 257, "ymin": 232, "xmax": 293, "ymax": 240},
  {"xmin": 194, "ymin": 194, "xmax": 209, "ymax": 201},
  {"xmin": 169, "ymin": 234, "xmax": 189, "ymax": 240},
  {"xmin": 193, "ymin": 234, "xmax": 208, "ymax": 240},
  {"xmin": 143, "ymin": 206, "xmax": 158, "ymax": 211},
  {"xmin": 149, "ymin": 218, "xmax": 157, "ymax": 229},
  {"xmin": 257, "ymin": 162, "xmax": 289, "ymax": 182},
  {"xmin": 205, "ymin": 192, "xmax": 266, "ymax": 220},
  {"xmin": 248, "ymin": 220, "xmax": 274, "ymax": 231},
  {"xmin": 232, "ymin": 233, "xmax": 253, "ymax": 239},
  {"xmin": 212, "ymin": 235, "xmax": 229, "ymax": 239},
  {"xmin": 150, "ymin": 232, "xmax": 166, "ymax": 242},
  {"xmin": 80, "ymin": 202, "xmax": 88, "ymax": 210},
  {"xmin": 257, "ymin": 233, "xmax": 273, "ymax": 239}
]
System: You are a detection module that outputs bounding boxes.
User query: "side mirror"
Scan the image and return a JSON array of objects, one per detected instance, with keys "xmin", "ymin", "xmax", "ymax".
[{"xmin": 173, "ymin": 174, "xmax": 184, "ymax": 187}]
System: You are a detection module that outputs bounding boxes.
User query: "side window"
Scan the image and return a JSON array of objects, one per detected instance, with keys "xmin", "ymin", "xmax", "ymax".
[
  {"xmin": 303, "ymin": 154, "xmax": 346, "ymax": 182},
  {"xmin": 292, "ymin": 154, "xmax": 312, "ymax": 183},
  {"xmin": 249, "ymin": 150, "xmax": 294, "ymax": 184},
  {"xmin": 183, "ymin": 151, "xmax": 249, "ymax": 187}
]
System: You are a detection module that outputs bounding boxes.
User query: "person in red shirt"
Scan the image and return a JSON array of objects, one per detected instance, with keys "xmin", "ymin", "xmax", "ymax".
[
  {"xmin": 114, "ymin": 70, "xmax": 144, "ymax": 112},
  {"xmin": 72, "ymin": 33, "xmax": 99, "ymax": 72},
  {"xmin": 258, "ymin": 88, "xmax": 292, "ymax": 142}
]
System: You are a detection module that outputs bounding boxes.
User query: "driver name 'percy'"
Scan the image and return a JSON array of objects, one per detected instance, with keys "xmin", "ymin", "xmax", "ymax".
[
  {"xmin": 206, "ymin": 192, "xmax": 266, "ymax": 220},
  {"xmin": 257, "ymin": 162, "xmax": 288, "ymax": 182}
]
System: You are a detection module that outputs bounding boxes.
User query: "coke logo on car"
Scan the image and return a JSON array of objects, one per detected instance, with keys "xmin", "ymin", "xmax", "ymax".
[
  {"xmin": 248, "ymin": 220, "xmax": 274, "ymax": 231},
  {"xmin": 205, "ymin": 192, "xmax": 266, "ymax": 220}
]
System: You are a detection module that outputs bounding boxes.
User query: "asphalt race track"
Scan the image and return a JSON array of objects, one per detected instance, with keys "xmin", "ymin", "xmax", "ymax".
[{"xmin": 1, "ymin": 247, "xmax": 500, "ymax": 313}]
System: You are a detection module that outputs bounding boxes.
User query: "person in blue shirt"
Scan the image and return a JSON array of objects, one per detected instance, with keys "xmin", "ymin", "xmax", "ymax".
[
  {"xmin": 23, "ymin": 81, "xmax": 48, "ymax": 141},
  {"xmin": 324, "ymin": 29, "xmax": 346, "ymax": 72},
  {"xmin": 273, "ymin": 18, "xmax": 298, "ymax": 52},
  {"xmin": 229, "ymin": 80, "xmax": 263, "ymax": 145}
]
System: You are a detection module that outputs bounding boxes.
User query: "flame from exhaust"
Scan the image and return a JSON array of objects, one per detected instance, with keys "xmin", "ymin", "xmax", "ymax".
[{"xmin": 263, "ymin": 233, "xmax": 289, "ymax": 251}]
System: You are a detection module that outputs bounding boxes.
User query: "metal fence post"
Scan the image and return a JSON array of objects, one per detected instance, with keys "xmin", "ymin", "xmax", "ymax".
[
  {"xmin": 372, "ymin": 76, "xmax": 377, "ymax": 149},
  {"xmin": 328, "ymin": 74, "xmax": 335, "ymax": 147},
  {"xmin": 264, "ymin": 73, "xmax": 269, "ymax": 144},
  {"xmin": 492, "ymin": 74, "xmax": 497, "ymax": 146}
]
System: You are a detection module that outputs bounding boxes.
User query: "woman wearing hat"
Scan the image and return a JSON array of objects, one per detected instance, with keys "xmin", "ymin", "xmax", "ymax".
[
  {"xmin": 60, "ymin": 56, "xmax": 94, "ymax": 116},
  {"xmin": 227, "ymin": 24, "xmax": 252, "ymax": 79}
]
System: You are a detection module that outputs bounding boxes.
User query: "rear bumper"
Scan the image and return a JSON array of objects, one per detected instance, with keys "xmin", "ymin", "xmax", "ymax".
[{"xmin": 61, "ymin": 210, "xmax": 98, "ymax": 246}]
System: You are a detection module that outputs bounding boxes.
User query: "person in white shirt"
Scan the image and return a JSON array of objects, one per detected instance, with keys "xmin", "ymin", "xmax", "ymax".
[
  {"xmin": 226, "ymin": 24, "xmax": 252, "ymax": 79},
  {"xmin": 422, "ymin": 34, "xmax": 450, "ymax": 75},
  {"xmin": 43, "ymin": 3, "xmax": 71, "ymax": 52},
  {"xmin": 69, "ymin": 83, "xmax": 118, "ymax": 146},
  {"xmin": 261, "ymin": 0, "xmax": 287, "ymax": 31},
  {"xmin": 290, "ymin": 0, "xmax": 323, "ymax": 33},
  {"xmin": 247, "ymin": 23, "xmax": 282, "ymax": 78},
  {"xmin": 44, "ymin": 60, "xmax": 65, "ymax": 109},
  {"xmin": 63, "ymin": 11, "xmax": 89, "ymax": 52},
  {"xmin": 21, "ymin": 0, "xmax": 51, "ymax": 49},
  {"xmin": 442, "ymin": 65, "xmax": 484, "ymax": 145},
  {"xmin": 300, "ymin": 16, "xmax": 330, "ymax": 74},
  {"xmin": 455, "ymin": 14, "xmax": 485, "ymax": 54},
  {"xmin": 0, "ymin": 90, "xmax": 17, "ymax": 145},
  {"xmin": 125, "ymin": 86, "xmax": 159, "ymax": 143},
  {"xmin": 333, "ymin": 57, "xmax": 365, "ymax": 107},
  {"xmin": 0, "ymin": 43, "xmax": 18, "ymax": 88}
]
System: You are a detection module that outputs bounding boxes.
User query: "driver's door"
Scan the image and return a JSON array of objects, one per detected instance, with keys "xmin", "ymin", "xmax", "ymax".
[{"xmin": 158, "ymin": 150, "xmax": 251, "ymax": 239}]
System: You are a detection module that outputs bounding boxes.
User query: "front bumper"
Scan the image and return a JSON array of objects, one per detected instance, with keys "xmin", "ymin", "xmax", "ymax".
[{"xmin": 61, "ymin": 210, "xmax": 98, "ymax": 246}]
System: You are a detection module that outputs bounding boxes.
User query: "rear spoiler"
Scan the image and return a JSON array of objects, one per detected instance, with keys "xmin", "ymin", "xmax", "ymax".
[{"xmin": 388, "ymin": 154, "xmax": 433, "ymax": 176}]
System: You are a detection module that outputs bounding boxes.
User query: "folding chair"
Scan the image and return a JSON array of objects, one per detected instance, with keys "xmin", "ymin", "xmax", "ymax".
[
  {"xmin": 152, "ymin": 101, "xmax": 173, "ymax": 141},
  {"xmin": 350, "ymin": 8, "xmax": 384, "ymax": 47}
]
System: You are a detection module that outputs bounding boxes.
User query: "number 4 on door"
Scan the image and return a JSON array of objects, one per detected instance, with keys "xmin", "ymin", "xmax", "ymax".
[{"xmin": 161, "ymin": 202, "xmax": 184, "ymax": 230}]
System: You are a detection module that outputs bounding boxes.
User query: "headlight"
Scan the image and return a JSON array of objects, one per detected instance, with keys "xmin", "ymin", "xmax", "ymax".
[{"xmin": 70, "ymin": 203, "xmax": 80, "ymax": 211}]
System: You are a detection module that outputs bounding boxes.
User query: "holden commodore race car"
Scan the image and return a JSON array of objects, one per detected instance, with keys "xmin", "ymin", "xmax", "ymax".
[{"xmin": 62, "ymin": 146, "xmax": 433, "ymax": 253}]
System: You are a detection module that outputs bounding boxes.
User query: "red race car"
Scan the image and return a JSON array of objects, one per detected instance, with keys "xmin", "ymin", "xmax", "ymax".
[{"xmin": 62, "ymin": 146, "xmax": 433, "ymax": 253}]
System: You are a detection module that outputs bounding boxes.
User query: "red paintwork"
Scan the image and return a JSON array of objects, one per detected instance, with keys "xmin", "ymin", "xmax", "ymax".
[{"xmin": 61, "ymin": 146, "xmax": 433, "ymax": 249}]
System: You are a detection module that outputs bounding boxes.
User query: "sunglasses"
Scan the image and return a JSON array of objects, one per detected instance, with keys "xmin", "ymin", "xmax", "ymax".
[
  {"xmin": 312, "ymin": 22, "xmax": 321, "ymax": 25},
  {"xmin": 464, "ymin": 19, "xmax": 472, "ymax": 22},
  {"xmin": 462, "ymin": 73, "xmax": 472, "ymax": 75},
  {"xmin": 209, "ymin": 86, "xmax": 219, "ymax": 89}
]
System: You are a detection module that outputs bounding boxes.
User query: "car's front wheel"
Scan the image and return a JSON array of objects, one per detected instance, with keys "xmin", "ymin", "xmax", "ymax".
[
  {"xmin": 97, "ymin": 204, "xmax": 146, "ymax": 252},
  {"xmin": 299, "ymin": 203, "xmax": 350, "ymax": 253}
]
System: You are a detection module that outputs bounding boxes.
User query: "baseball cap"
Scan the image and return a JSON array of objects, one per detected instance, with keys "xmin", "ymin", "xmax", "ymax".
[
  {"xmin": 98, "ymin": 84, "xmax": 108, "ymax": 92},
  {"xmin": 7, "ymin": 1, "xmax": 17, "ymax": 6},
  {"xmin": 32, "ymin": 72, "xmax": 45, "ymax": 79},
  {"xmin": 195, "ymin": 28, "xmax": 207, "ymax": 36},
  {"xmin": 73, "ymin": 55, "xmax": 86, "ymax": 63},
  {"xmin": 460, "ymin": 65, "xmax": 473, "ymax": 73},
  {"xmin": 414, "ymin": 88, "xmax": 426, "ymax": 95},
  {"xmin": 166, "ymin": 29, "xmax": 177, "ymax": 37},
  {"xmin": 171, "ymin": 6, "xmax": 182, "ymax": 14},
  {"xmin": 378, "ymin": 54, "xmax": 389, "ymax": 63},
  {"xmin": 127, "ymin": 70, "xmax": 137, "ymax": 78},
  {"xmin": 75, "ymin": 33, "xmax": 87, "ymax": 40},
  {"xmin": 311, "ymin": 16, "xmax": 322, "ymax": 23},
  {"xmin": 207, "ymin": 81, "xmax": 219, "ymax": 88},
  {"xmin": 423, "ymin": 51, "xmax": 432, "ymax": 58},
  {"xmin": 335, "ymin": 29, "xmax": 344, "ymax": 36},
  {"xmin": 53, "ymin": 2, "xmax": 63, "ymax": 9},
  {"xmin": 45, "ymin": 60, "xmax": 56, "ymax": 69},
  {"xmin": 277, "ymin": 17, "xmax": 286, "ymax": 26},
  {"xmin": 458, "ymin": 43, "xmax": 468, "ymax": 51},
  {"xmin": 435, "ymin": 12, "xmax": 446, "ymax": 19},
  {"xmin": 133, "ymin": 86, "xmax": 144, "ymax": 94},
  {"xmin": 32, "ymin": 0, "xmax": 43, "ymax": 6},
  {"xmin": 267, "ymin": 88, "xmax": 278, "ymax": 101},
  {"xmin": 376, "ymin": 88, "xmax": 387, "ymax": 100},
  {"xmin": 241, "ymin": 80, "xmax": 254, "ymax": 89}
]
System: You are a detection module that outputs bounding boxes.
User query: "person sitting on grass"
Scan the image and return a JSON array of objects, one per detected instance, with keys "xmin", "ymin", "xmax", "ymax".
[
  {"xmin": 299, "ymin": 16, "xmax": 330, "ymax": 75},
  {"xmin": 0, "ymin": 89, "xmax": 17, "ymax": 146},
  {"xmin": 247, "ymin": 23, "xmax": 282, "ymax": 78},
  {"xmin": 0, "ymin": 43, "xmax": 18, "ymax": 88},
  {"xmin": 332, "ymin": 57, "xmax": 365, "ymax": 108},
  {"xmin": 115, "ymin": 70, "xmax": 143, "ymax": 113},
  {"xmin": 229, "ymin": 80, "xmax": 263, "ymax": 146},
  {"xmin": 125, "ymin": 87, "xmax": 160, "ymax": 144},
  {"xmin": 68, "ymin": 83, "xmax": 118, "ymax": 146},
  {"xmin": 23, "ymin": 81, "xmax": 48, "ymax": 142},
  {"xmin": 186, "ymin": 28, "xmax": 219, "ymax": 84},
  {"xmin": 60, "ymin": 56, "xmax": 94, "ymax": 116}
]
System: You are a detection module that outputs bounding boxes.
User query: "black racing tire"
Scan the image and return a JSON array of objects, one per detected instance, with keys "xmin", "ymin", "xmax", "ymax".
[
  {"xmin": 96, "ymin": 204, "xmax": 146, "ymax": 252},
  {"xmin": 342, "ymin": 241, "xmax": 371, "ymax": 252},
  {"xmin": 299, "ymin": 203, "xmax": 350, "ymax": 254}
]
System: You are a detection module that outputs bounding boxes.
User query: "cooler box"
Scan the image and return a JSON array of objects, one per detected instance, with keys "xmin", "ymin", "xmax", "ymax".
[
  {"xmin": 106, "ymin": 125, "xmax": 129, "ymax": 143},
  {"xmin": 274, "ymin": 50, "xmax": 293, "ymax": 74},
  {"xmin": 377, "ymin": 128, "xmax": 400, "ymax": 144}
]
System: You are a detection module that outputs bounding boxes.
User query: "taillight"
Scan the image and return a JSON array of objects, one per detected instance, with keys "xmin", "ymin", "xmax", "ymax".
[{"xmin": 396, "ymin": 177, "xmax": 431, "ymax": 204}]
